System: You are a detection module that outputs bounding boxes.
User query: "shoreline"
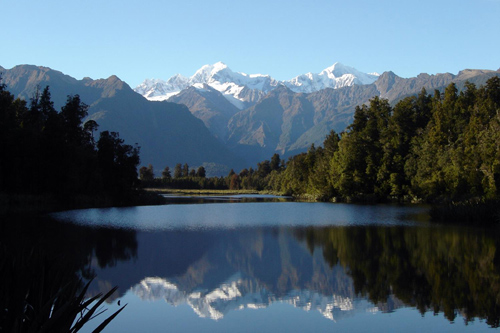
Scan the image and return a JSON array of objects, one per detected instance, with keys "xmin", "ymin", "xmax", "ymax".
[{"xmin": 0, "ymin": 190, "xmax": 167, "ymax": 216}]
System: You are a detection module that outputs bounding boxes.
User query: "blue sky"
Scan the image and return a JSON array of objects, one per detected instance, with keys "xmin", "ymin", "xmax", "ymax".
[{"xmin": 2, "ymin": 0, "xmax": 499, "ymax": 87}]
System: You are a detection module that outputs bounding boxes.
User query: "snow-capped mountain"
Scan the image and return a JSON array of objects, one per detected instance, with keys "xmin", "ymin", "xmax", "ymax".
[
  {"xmin": 283, "ymin": 63, "xmax": 380, "ymax": 93},
  {"xmin": 134, "ymin": 62, "xmax": 279, "ymax": 109},
  {"xmin": 134, "ymin": 62, "xmax": 379, "ymax": 110}
]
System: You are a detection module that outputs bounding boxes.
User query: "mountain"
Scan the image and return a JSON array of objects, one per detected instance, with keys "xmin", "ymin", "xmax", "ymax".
[
  {"xmin": 225, "ymin": 68, "xmax": 500, "ymax": 163},
  {"xmin": 283, "ymin": 62, "xmax": 379, "ymax": 93},
  {"xmin": 4, "ymin": 64, "xmax": 499, "ymax": 171},
  {"xmin": 134, "ymin": 62, "xmax": 278, "ymax": 110},
  {"xmin": 134, "ymin": 62, "xmax": 378, "ymax": 110},
  {"xmin": 1, "ymin": 65, "xmax": 245, "ymax": 175},
  {"xmin": 167, "ymin": 84, "xmax": 240, "ymax": 140},
  {"xmin": 135, "ymin": 62, "xmax": 381, "ymax": 162},
  {"xmin": 224, "ymin": 83, "xmax": 381, "ymax": 162},
  {"xmin": 375, "ymin": 69, "xmax": 500, "ymax": 101},
  {"xmin": 226, "ymin": 85, "xmax": 315, "ymax": 161}
]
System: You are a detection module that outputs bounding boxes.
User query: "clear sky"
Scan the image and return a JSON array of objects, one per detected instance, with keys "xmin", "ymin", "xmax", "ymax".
[{"xmin": 1, "ymin": 0, "xmax": 499, "ymax": 87}]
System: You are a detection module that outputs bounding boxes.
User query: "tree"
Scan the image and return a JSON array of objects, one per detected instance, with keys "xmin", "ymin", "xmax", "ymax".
[
  {"xmin": 323, "ymin": 130, "xmax": 340, "ymax": 158},
  {"xmin": 196, "ymin": 166, "xmax": 206, "ymax": 178},
  {"xmin": 0, "ymin": 81, "xmax": 142, "ymax": 203},
  {"xmin": 162, "ymin": 166, "xmax": 172, "ymax": 180},
  {"xmin": 174, "ymin": 163, "xmax": 182, "ymax": 179},
  {"xmin": 182, "ymin": 163, "xmax": 189, "ymax": 178},
  {"xmin": 239, "ymin": 168, "xmax": 249, "ymax": 178},
  {"xmin": 93, "ymin": 130, "xmax": 140, "ymax": 199},
  {"xmin": 60, "ymin": 95, "xmax": 88, "ymax": 145},
  {"xmin": 83, "ymin": 119, "xmax": 99, "ymax": 145},
  {"xmin": 139, "ymin": 164, "xmax": 154, "ymax": 181},
  {"xmin": 230, "ymin": 174, "xmax": 240, "ymax": 190},
  {"xmin": 257, "ymin": 160, "xmax": 271, "ymax": 178},
  {"xmin": 270, "ymin": 153, "xmax": 281, "ymax": 171}
]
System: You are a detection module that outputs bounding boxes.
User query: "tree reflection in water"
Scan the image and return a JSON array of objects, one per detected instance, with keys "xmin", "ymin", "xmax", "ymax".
[
  {"xmin": 4, "ymin": 212, "xmax": 500, "ymax": 330},
  {"xmin": 295, "ymin": 225, "xmax": 500, "ymax": 327},
  {"xmin": 0, "ymin": 215, "xmax": 137, "ymax": 332}
]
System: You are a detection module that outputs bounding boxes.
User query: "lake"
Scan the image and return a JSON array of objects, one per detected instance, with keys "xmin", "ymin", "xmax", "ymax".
[{"xmin": 2, "ymin": 196, "xmax": 500, "ymax": 332}]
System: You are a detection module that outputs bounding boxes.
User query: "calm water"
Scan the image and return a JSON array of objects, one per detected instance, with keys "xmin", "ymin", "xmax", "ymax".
[{"xmin": 3, "ymin": 197, "xmax": 500, "ymax": 332}]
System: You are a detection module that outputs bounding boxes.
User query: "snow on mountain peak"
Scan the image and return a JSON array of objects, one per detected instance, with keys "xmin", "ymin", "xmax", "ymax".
[
  {"xmin": 134, "ymin": 62, "xmax": 377, "ymax": 107},
  {"xmin": 321, "ymin": 62, "xmax": 353, "ymax": 77},
  {"xmin": 192, "ymin": 62, "xmax": 230, "ymax": 83},
  {"xmin": 283, "ymin": 62, "xmax": 379, "ymax": 93}
]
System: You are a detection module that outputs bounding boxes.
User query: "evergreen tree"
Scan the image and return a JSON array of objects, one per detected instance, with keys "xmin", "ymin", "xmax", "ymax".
[
  {"xmin": 162, "ymin": 166, "xmax": 172, "ymax": 180},
  {"xmin": 139, "ymin": 164, "xmax": 154, "ymax": 181},
  {"xmin": 182, "ymin": 163, "xmax": 189, "ymax": 177},
  {"xmin": 270, "ymin": 153, "xmax": 281, "ymax": 171},
  {"xmin": 196, "ymin": 166, "xmax": 206, "ymax": 178},
  {"xmin": 174, "ymin": 163, "xmax": 182, "ymax": 179}
]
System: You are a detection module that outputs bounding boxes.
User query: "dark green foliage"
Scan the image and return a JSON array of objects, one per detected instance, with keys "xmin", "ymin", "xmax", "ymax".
[
  {"xmin": 270, "ymin": 153, "xmax": 281, "ymax": 171},
  {"xmin": 1, "ymin": 215, "xmax": 136, "ymax": 332},
  {"xmin": 174, "ymin": 163, "xmax": 182, "ymax": 179},
  {"xmin": 182, "ymin": 163, "xmax": 190, "ymax": 178},
  {"xmin": 295, "ymin": 225, "xmax": 500, "ymax": 326},
  {"xmin": 196, "ymin": 166, "xmax": 206, "ymax": 178},
  {"xmin": 138, "ymin": 78, "xmax": 500, "ymax": 223},
  {"xmin": 253, "ymin": 79, "xmax": 500, "ymax": 219},
  {"xmin": 162, "ymin": 166, "xmax": 172, "ymax": 180},
  {"xmin": 0, "ymin": 83, "xmax": 140, "ymax": 204},
  {"xmin": 96, "ymin": 131, "xmax": 140, "ymax": 199},
  {"xmin": 257, "ymin": 160, "xmax": 271, "ymax": 178},
  {"xmin": 139, "ymin": 164, "xmax": 154, "ymax": 181}
]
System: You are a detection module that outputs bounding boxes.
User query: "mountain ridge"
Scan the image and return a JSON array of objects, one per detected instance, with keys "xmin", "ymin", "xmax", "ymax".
[
  {"xmin": 134, "ymin": 62, "xmax": 379, "ymax": 110},
  {"xmin": 1, "ymin": 64, "xmax": 245, "ymax": 175},
  {"xmin": 2, "ymin": 63, "xmax": 499, "ymax": 170}
]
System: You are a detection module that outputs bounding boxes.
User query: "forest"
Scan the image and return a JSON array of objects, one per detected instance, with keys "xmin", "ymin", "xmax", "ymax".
[
  {"xmin": 144, "ymin": 78, "xmax": 500, "ymax": 222},
  {"xmin": 2, "ymin": 76, "xmax": 500, "ymax": 220},
  {"xmin": 0, "ymin": 80, "xmax": 143, "ymax": 209}
]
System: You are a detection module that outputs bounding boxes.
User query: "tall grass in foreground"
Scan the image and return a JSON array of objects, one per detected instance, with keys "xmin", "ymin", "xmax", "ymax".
[
  {"xmin": 0, "ymin": 215, "xmax": 127, "ymax": 332},
  {"xmin": 0, "ymin": 250, "xmax": 126, "ymax": 333}
]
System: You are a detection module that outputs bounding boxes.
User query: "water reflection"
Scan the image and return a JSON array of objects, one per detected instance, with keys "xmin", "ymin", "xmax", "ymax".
[
  {"xmin": 87, "ymin": 228, "xmax": 383, "ymax": 322},
  {"xmin": 78, "ymin": 222, "xmax": 500, "ymax": 327},
  {"xmin": 295, "ymin": 226, "xmax": 500, "ymax": 327},
  {"xmin": 0, "ymin": 215, "xmax": 137, "ymax": 331},
  {"xmin": 5, "ymin": 201, "xmax": 500, "ymax": 331}
]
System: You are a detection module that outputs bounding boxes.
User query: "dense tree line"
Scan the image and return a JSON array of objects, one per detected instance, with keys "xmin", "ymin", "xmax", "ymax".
[
  {"xmin": 143, "ymin": 78, "xmax": 500, "ymax": 206},
  {"xmin": 0, "ymin": 81, "xmax": 140, "ymax": 205},
  {"xmin": 266, "ymin": 78, "xmax": 500, "ymax": 203},
  {"xmin": 139, "ymin": 154, "xmax": 284, "ymax": 191}
]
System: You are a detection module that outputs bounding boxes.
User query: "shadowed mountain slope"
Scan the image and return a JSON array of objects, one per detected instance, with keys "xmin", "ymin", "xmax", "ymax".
[{"xmin": 1, "ymin": 65, "xmax": 245, "ymax": 175}]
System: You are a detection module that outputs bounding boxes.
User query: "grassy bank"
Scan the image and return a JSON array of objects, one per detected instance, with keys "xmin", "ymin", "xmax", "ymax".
[{"xmin": 145, "ymin": 188, "xmax": 272, "ymax": 196}]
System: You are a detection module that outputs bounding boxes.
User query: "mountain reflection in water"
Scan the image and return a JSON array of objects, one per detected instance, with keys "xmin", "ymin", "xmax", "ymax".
[
  {"xmin": 4, "ymin": 200, "xmax": 500, "ymax": 332},
  {"xmin": 63, "ymin": 207, "xmax": 500, "ymax": 328}
]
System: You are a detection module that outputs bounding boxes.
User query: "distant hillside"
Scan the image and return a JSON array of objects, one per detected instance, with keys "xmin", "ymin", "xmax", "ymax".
[
  {"xmin": 3, "ymin": 64, "xmax": 499, "ymax": 170},
  {"xmin": 1, "ymin": 65, "xmax": 245, "ymax": 176},
  {"xmin": 168, "ymin": 84, "xmax": 239, "ymax": 140},
  {"xmin": 224, "ymin": 68, "xmax": 500, "ymax": 163}
]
